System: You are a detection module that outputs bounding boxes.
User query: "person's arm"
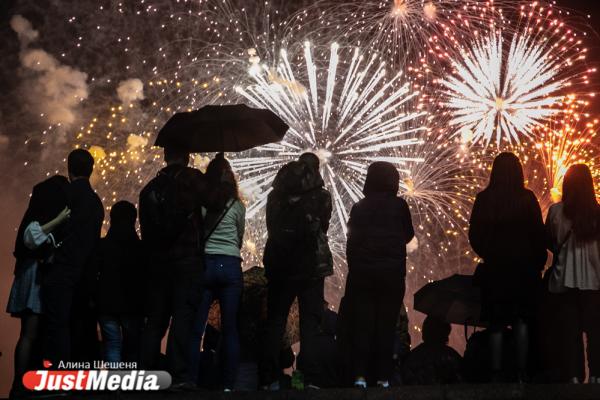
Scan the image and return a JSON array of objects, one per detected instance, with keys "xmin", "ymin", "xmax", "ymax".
[
  {"xmin": 400, "ymin": 199, "xmax": 415, "ymax": 244},
  {"xmin": 237, "ymin": 201, "xmax": 246, "ymax": 249},
  {"xmin": 321, "ymin": 190, "xmax": 333, "ymax": 234},
  {"xmin": 23, "ymin": 207, "xmax": 71, "ymax": 250},
  {"xmin": 468, "ymin": 194, "xmax": 487, "ymax": 259},
  {"xmin": 545, "ymin": 204, "xmax": 557, "ymax": 252},
  {"xmin": 529, "ymin": 193, "xmax": 548, "ymax": 270},
  {"xmin": 40, "ymin": 207, "xmax": 71, "ymax": 235}
]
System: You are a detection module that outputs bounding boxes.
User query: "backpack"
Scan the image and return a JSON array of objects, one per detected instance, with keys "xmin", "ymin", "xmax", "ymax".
[
  {"xmin": 263, "ymin": 190, "xmax": 321, "ymax": 280},
  {"xmin": 140, "ymin": 167, "xmax": 195, "ymax": 249}
]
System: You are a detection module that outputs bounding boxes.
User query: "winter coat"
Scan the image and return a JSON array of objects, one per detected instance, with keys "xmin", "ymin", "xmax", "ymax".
[
  {"xmin": 346, "ymin": 193, "xmax": 414, "ymax": 286},
  {"xmin": 263, "ymin": 161, "xmax": 333, "ymax": 281}
]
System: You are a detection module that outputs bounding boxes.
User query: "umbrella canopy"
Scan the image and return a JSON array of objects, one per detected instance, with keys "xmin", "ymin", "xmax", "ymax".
[
  {"xmin": 414, "ymin": 274, "xmax": 484, "ymax": 327},
  {"xmin": 155, "ymin": 104, "xmax": 289, "ymax": 152}
]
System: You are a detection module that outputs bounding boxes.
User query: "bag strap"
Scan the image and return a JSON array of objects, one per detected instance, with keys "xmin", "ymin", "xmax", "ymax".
[{"xmin": 204, "ymin": 199, "xmax": 236, "ymax": 243}]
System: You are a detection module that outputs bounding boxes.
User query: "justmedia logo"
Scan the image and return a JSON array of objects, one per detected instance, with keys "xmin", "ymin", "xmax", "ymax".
[{"xmin": 23, "ymin": 370, "xmax": 172, "ymax": 391}]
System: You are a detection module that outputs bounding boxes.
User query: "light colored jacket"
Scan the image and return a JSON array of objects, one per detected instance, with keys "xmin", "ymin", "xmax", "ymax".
[
  {"xmin": 546, "ymin": 202, "xmax": 600, "ymax": 292},
  {"xmin": 203, "ymin": 199, "xmax": 246, "ymax": 258}
]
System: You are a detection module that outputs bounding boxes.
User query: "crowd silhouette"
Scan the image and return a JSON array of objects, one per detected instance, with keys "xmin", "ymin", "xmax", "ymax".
[{"xmin": 6, "ymin": 147, "xmax": 600, "ymax": 398}]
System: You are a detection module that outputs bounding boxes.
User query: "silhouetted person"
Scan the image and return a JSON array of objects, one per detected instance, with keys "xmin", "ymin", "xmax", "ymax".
[
  {"xmin": 87, "ymin": 201, "xmax": 145, "ymax": 364},
  {"xmin": 42, "ymin": 149, "xmax": 104, "ymax": 366},
  {"xmin": 401, "ymin": 316, "xmax": 462, "ymax": 385},
  {"xmin": 139, "ymin": 146, "xmax": 207, "ymax": 388},
  {"xmin": 309, "ymin": 301, "xmax": 339, "ymax": 388},
  {"xmin": 190, "ymin": 153, "xmax": 246, "ymax": 390},
  {"xmin": 545, "ymin": 164, "xmax": 600, "ymax": 383},
  {"xmin": 469, "ymin": 152, "xmax": 547, "ymax": 382},
  {"xmin": 261, "ymin": 152, "xmax": 333, "ymax": 389},
  {"xmin": 7, "ymin": 175, "xmax": 70, "ymax": 398},
  {"xmin": 343, "ymin": 161, "xmax": 414, "ymax": 388}
]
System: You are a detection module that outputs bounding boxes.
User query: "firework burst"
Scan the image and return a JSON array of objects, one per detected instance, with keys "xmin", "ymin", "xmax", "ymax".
[
  {"xmin": 234, "ymin": 42, "xmax": 427, "ymax": 237},
  {"xmin": 441, "ymin": 31, "xmax": 566, "ymax": 147}
]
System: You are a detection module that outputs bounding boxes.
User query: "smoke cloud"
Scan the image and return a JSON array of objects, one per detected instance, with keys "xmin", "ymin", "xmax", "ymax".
[
  {"xmin": 10, "ymin": 15, "xmax": 89, "ymax": 128},
  {"xmin": 127, "ymin": 133, "xmax": 149, "ymax": 150},
  {"xmin": 9, "ymin": 14, "xmax": 39, "ymax": 46},
  {"xmin": 117, "ymin": 78, "xmax": 145, "ymax": 106}
]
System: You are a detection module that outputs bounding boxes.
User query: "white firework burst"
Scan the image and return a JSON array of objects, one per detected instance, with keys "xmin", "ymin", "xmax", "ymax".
[
  {"xmin": 233, "ymin": 42, "xmax": 427, "ymax": 239},
  {"xmin": 441, "ymin": 31, "xmax": 566, "ymax": 147}
]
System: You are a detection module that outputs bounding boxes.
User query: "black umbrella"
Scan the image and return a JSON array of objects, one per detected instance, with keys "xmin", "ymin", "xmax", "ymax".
[
  {"xmin": 155, "ymin": 104, "xmax": 289, "ymax": 152},
  {"xmin": 414, "ymin": 274, "xmax": 484, "ymax": 327}
]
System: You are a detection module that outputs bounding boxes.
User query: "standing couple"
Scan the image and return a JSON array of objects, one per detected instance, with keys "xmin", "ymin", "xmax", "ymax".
[{"xmin": 7, "ymin": 149, "xmax": 104, "ymax": 397}]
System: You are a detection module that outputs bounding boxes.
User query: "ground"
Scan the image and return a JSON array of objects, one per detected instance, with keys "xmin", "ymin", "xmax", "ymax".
[{"xmin": 36, "ymin": 385, "xmax": 600, "ymax": 400}]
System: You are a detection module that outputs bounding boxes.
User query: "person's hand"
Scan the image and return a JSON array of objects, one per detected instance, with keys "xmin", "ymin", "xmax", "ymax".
[{"xmin": 57, "ymin": 207, "xmax": 71, "ymax": 223}]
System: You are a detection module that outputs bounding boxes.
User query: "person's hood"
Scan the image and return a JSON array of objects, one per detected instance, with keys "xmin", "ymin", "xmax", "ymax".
[{"xmin": 272, "ymin": 161, "xmax": 324, "ymax": 195}]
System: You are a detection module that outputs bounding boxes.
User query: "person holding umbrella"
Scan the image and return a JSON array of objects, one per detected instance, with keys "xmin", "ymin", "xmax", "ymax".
[
  {"xmin": 139, "ymin": 146, "xmax": 208, "ymax": 389},
  {"xmin": 146, "ymin": 103, "xmax": 288, "ymax": 389}
]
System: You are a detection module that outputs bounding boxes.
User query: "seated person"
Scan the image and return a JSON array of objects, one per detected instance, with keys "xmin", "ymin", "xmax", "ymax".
[{"xmin": 401, "ymin": 316, "xmax": 462, "ymax": 385}]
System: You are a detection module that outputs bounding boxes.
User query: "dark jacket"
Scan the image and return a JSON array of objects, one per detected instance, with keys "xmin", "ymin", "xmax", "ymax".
[
  {"xmin": 13, "ymin": 175, "xmax": 70, "ymax": 268},
  {"xmin": 87, "ymin": 227, "xmax": 145, "ymax": 315},
  {"xmin": 139, "ymin": 164, "xmax": 207, "ymax": 261},
  {"xmin": 46, "ymin": 179, "xmax": 104, "ymax": 284},
  {"xmin": 346, "ymin": 194, "xmax": 414, "ymax": 283},
  {"xmin": 263, "ymin": 161, "xmax": 333, "ymax": 280},
  {"xmin": 469, "ymin": 189, "xmax": 547, "ymax": 303}
]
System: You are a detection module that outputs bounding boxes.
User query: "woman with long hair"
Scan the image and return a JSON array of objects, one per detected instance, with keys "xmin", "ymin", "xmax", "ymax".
[
  {"xmin": 545, "ymin": 164, "xmax": 600, "ymax": 383},
  {"xmin": 469, "ymin": 152, "xmax": 547, "ymax": 382},
  {"xmin": 342, "ymin": 161, "xmax": 414, "ymax": 388},
  {"xmin": 190, "ymin": 153, "xmax": 246, "ymax": 390}
]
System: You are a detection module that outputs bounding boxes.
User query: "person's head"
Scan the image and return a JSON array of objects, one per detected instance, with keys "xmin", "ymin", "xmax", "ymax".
[
  {"xmin": 298, "ymin": 152, "xmax": 320, "ymax": 172},
  {"xmin": 110, "ymin": 200, "xmax": 137, "ymax": 228},
  {"xmin": 206, "ymin": 152, "xmax": 233, "ymax": 183},
  {"xmin": 562, "ymin": 164, "xmax": 600, "ymax": 241},
  {"xmin": 206, "ymin": 152, "xmax": 239, "ymax": 209},
  {"xmin": 67, "ymin": 149, "xmax": 94, "ymax": 181},
  {"xmin": 422, "ymin": 316, "xmax": 451, "ymax": 345},
  {"xmin": 108, "ymin": 200, "xmax": 138, "ymax": 240},
  {"xmin": 363, "ymin": 161, "xmax": 400, "ymax": 196},
  {"xmin": 487, "ymin": 152, "xmax": 524, "ymax": 193},
  {"xmin": 164, "ymin": 146, "xmax": 190, "ymax": 167}
]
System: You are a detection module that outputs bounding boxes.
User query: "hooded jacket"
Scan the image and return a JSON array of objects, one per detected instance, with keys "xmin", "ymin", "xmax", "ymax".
[
  {"xmin": 346, "ymin": 162, "xmax": 415, "ymax": 285},
  {"xmin": 263, "ymin": 161, "xmax": 333, "ymax": 280}
]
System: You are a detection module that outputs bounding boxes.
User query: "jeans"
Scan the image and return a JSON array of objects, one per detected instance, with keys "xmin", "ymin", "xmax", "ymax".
[
  {"xmin": 260, "ymin": 278, "xmax": 324, "ymax": 386},
  {"xmin": 190, "ymin": 254, "xmax": 242, "ymax": 389},
  {"xmin": 141, "ymin": 257, "xmax": 204, "ymax": 383},
  {"xmin": 99, "ymin": 315, "xmax": 143, "ymax": 363}
]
